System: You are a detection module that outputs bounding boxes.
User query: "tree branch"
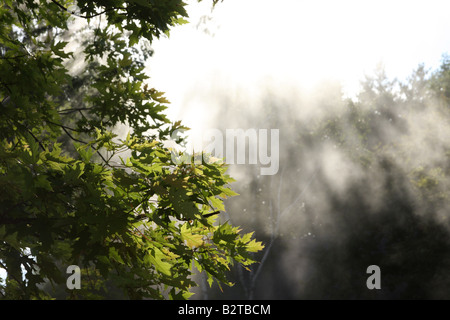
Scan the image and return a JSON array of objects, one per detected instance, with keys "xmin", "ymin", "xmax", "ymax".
[
  {"xmin": 247, "ymin": 168, "xmax": 317, "ymax": 299},
  {"xmin": 0, "ymin": 256, "xmax": 27, "ymax": 295},
  {"xmin": 26, "ymin": 129, "xmax": 45, "ymax": 151},
  {"xmin": 47, "ymin": 120, "xmax": 82, "ymax": 132},
  {"xmin": 60, "ymin": 125, "xmax": 86, "ymax": 144},
  {"xmin": 58, "ymin": 125, "xmax": 109, "ymax": 165},
  {"xmin": 57, "ymin": 107, "xmax": 92, "ymax": 115},
  {"xmin": 50, "ymin": 0, "xmax": 124, "ymax": 19}
]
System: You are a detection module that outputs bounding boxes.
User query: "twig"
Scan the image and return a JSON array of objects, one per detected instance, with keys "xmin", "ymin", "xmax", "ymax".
[
  {"xmin": 59, "ymin": 125, "xmax": 109, "ymax": 164},
  {"xmin": 47, "ymin": 120, "xmax": 82, "ymax": 132},
  {"xmin": 202, "ymin": 211, "xmax": 220, "ymax": 218},
  {"xmin": 248, "ymin": 170, "xmax": 283, "ymax": 299},
  {"xmin": 247, "ymin": 168, "xmax": 317, "ymax": 299},
  {"xmin": 26, "ymin": 129, "xmax": 45, "ymax": 151},
  {"xmin": 57, "ymin": 107, "xmax": 92, "ymax": 115},
  {"xmin": 60, "ymin": 125, "xmax": 86, "ymax": 145},
  {"xmin": 280, "ymin": 169, "xmax": 317, "ymax": 218},
  {"xmin": 50, "ymin": 0, "xmax": 123, "ymax": 19}
]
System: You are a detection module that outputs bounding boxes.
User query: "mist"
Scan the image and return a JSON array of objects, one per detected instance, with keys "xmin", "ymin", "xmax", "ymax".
[{"xmin": 142, "ymin": 0, "xmax": 450, "ymax": 299}]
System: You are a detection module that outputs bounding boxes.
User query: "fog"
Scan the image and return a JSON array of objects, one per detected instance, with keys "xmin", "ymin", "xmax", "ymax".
[{"xmin": 145, "ymin": 0, "xmax": 450, "ymax": 299}]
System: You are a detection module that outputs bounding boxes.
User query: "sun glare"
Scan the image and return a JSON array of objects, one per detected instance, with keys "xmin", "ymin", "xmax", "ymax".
[{"xmin": 147, "ymin": 0, "xmax": 450, "ymax": 132}]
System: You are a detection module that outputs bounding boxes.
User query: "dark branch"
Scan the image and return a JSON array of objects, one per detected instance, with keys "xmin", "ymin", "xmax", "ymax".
[
  {"xmin": 46, "ymin": 120, "xmax": 82, "ymax": 132},
  {"xmin": 60, "ymin": 125, "xmax": 86, "ymax": 144},
  {"xmin": 26, "ymin": 129, "xmax": 45, "ymax": 151},
  {"xmin": 57, "ymin": 107, "xmax": 92, "ymax": 115},
  {"xmin": 202, "ymin": 211, "xmax": 220, "ymax": 218},
  {"xmin": 50, "ymin": 0, "xmax": 124, "ymax": 19},
  {"xmin": 59, "ymin": 125, "xmax": 110, "ymax": 165},
  {"xmin": 0, "ymin": 81, "xmax": 12, "ymax": 94}
]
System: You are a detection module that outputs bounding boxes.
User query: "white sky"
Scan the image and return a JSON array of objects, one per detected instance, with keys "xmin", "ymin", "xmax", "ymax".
[{"xmin": 148, "ymin": 0, "xmax": 450, "ymax": 127}]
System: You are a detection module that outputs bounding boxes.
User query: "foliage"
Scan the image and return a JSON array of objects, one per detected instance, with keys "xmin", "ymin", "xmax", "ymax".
[{"xmin": 0, "ymin": 0, "xmax": 262, "ymax": 299}]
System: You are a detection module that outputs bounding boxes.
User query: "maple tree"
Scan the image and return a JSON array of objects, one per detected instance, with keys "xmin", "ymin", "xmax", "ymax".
[{"xmin": 0, "ymin": 0, "xmax": 263, "ymax": 299}]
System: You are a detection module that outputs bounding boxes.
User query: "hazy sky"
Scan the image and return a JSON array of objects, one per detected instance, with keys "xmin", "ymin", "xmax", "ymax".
[{"xmin": 148, "ymin": 0, "xmax": 450, "ymax": 127}]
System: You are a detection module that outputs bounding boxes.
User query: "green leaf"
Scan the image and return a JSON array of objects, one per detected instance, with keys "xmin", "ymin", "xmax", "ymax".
[
  {"xmin": 47, "ymin": 160, "xmax": 65, "ymax": 173},
  {"xmin": 76, "ymin": 145, "xmax": 94, "ymax": 162},
  {"xmin": 0, "ymin": 225, "xmax": 6, "ymax": 238},
  {"xmin": 240, "ymin": 231, "xmax": 255, "ymax": 244},
  {"xmin": 181, "ymin": 290, "xmax": 195, "ymax": 299},
  {"xmin": 246, "ymin": 239, "xmax": 265, "ymax": 253},
  {"xmin": 4, "ymin": 231, "xmax": 20, "ymax": 250},
  {"xmin": 146, "ymin": 247, "xmax": 172, "ymax": 276},
  {"xmin": 180, "ymin": 223, "xmax": 204, "ymax": 249},
  {"xmin": 109, "ymin": 247, "xmax": 125, "ymax": 265},
  {"xmin": 51, "ymin": 41, "xmax": 71, "ymax": 58},
  {"xmin": 35, "ymin": 175, "xmax": 53, "ymax": 191},
  {"xmin": 129, "ymin": 0, "xmax": 151, "ymax": 7},
  {"xmin": 209, "ymin": 197, "xmax": 225, "ymax": 211}
]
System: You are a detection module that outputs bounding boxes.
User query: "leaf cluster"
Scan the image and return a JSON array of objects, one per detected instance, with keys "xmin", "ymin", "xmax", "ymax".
[{"xmin": 0, "ymin": 0, "xmax": 262, "ymax": 300}]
